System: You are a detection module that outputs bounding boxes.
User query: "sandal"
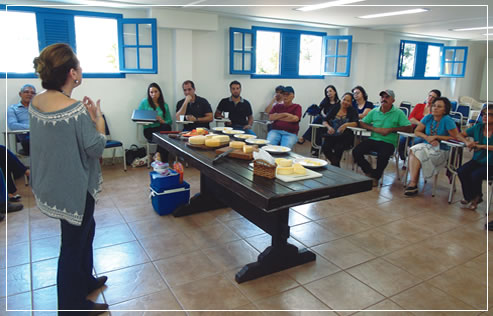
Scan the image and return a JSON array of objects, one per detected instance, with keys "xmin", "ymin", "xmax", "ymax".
[
  {"xmin": 460, "ymin": 199, "xmax": 470, "ymax": 205},
  {"xmin": 8, "ymin": 194, "xmax": 21, "ymax": 202},
  {"xmin": 404, "ymin": 186, "xmax": 418, "ymax": 196},
  {"xmin": 297, "ymin": 138, "xmax": 306, "ymax": 145}
]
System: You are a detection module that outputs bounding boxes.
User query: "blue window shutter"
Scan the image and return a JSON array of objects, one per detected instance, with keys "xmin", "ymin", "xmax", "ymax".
[
  {"xmin": 229, "ymin": 27, "xmax": 255, "ymax": 74},
  {"xmin": 36, "ymin": 12, "xmax": 76, "ymax": 52},
  {"xmin": 280, "ymin": 32, "xmax": 300, "ymax": 76},
  {"xmin": 441, "ymin": 46, "xmax": 468, "ymax": 78},
  {"xmin": 322, "ymin": 35, "xmax": 352, "ymax": 77}
]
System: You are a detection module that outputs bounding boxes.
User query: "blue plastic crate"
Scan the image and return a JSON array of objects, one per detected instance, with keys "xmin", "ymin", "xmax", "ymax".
[
  {"xmin": 149, "ymin": 170, "xmax": 180, "ymax": 191},
  {"xmin": 150, "ymin": 181, "xmax": 190, "ymax": 215}
]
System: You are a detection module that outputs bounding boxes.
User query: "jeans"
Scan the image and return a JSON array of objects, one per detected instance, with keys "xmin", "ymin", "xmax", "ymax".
[
  {"xmin": 231, "ymin": 124, "xmax": 256, "ymax": 136},
  {"xmin": 58, "ymin": 192, "xmax": 98, "ymax": 313},
  {"xmin": 457, "ymin": 160, "xmax": 489, "ymax": 202},
  {"xmin": 144, "ymin": 124, "xmax": 171, "ymax": 161},
  {"xmin": 267, "ymin": 129, "xmax": 298, "ymax": 149},
  {"xmin": 16, "ymin": 133, "xmax": 30, "ymax": 155},
  {"xmin": 0, "ymin": 145, "xmax": 27, "ymax": 194},
  {"xmin": 352, "ymin": 139, "xmax": 395, "ymax": 180},
  {"xmin": 398, "ymin": 135, "xmax": 424, "ymax": 160}
]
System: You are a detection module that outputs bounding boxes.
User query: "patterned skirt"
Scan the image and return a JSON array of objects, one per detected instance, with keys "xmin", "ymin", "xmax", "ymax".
[{"xmin": 410, "ymin": 143, "xmax": 448, "ymax": 179}]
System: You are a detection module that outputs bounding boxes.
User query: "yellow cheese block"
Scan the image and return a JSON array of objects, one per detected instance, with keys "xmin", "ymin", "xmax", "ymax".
[
  {"xmin": 189, "ymin": 135, "xmax": 206, "ymax": 145},
  {"xmin": 277, "ymin": 166, "xmax": 294, "ymax": 175},
  {"xmin": 205, "ymin": 138, "xmax": 221, "ymax": 147},
  {"xmin": 213, "ymin": 135, "xmax": 230, "ymax": 142},
  {"xmin": 275, "ymin": 158, "xmax": 284, "ymax": 165},
  {"xmin": 243, "ymin": 145, "xmax": 253, "ymax": 153},
  {"xmin": 229, "ymin": 141, "xmax": 244, "ymax": 149},
  {"xmin": 278, "ymin": 159, "xmax": 293, "ymax": 167},
  {"xmin": 293, "ymin": 163, "xmax": 306, "ymax": 175},
  {"xmin": 196, "ymin": 128, "xmax": 206, "ymax": 135}
]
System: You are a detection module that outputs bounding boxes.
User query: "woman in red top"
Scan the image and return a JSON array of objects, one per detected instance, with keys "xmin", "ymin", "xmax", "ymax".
[{"xmin": 398, "ymin": 89, "xmax": 441, "ymax": 161}]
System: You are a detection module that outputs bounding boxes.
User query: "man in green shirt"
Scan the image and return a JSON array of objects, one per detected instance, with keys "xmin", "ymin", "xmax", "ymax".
[{"xmin": 352, "ymin": 89, "xmax": 413, "ymax": 186}]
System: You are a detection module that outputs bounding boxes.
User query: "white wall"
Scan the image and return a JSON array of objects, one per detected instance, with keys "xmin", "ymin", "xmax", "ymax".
[{"xmin": 1, "ymin": 5, "xmax": 488, "ymax": 154}]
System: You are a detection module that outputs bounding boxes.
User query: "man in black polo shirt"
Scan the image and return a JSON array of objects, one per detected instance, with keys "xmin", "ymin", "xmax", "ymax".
[
  {"xmin": 176, "ymin": 80, "xmax": 213, "ymax": 131},
  {"xmin": 214, "ymin": 80, "xmax": 255, "ymax": 135}
]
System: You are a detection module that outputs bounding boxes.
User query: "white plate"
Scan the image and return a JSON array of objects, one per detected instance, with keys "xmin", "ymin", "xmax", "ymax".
[
  {"xmin": 223, "ymin": 129, "xmax": 245, "ymax": 135},
  {"xmin": 234, "ymin": 134, "xmax": 256, "ymax": 139},
  {"xmin": 212, "ymin": 126, "xmax": 233, "ymax": 132},
  {"xmin": 246, "ymin": 138, "xmax": 270, "ymax": 145},
  {"xmin": 293, "ymin": 157, "xmax": 328, "ymax": 168},
  {"xmin": 262, "ymin": 145, "xmax": 291, "ymax": 154}
]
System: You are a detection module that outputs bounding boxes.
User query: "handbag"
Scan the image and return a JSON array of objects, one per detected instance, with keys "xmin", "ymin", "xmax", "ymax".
[{"xmin": 125, "ymin": 144, "xmax": 147, "ymax": 165}]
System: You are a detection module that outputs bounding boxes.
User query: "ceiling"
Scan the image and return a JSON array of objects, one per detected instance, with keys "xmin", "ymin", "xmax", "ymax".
[{"xmin": 20, "ymin": 0, "xmax": 493, "ymax": 41}]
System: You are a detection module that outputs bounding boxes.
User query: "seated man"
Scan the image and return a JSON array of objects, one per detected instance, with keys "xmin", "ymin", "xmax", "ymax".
[
  {"xmin": 215, "ymin": 80, "xmax": 255, "ymax": 135},
  {"xmin": 267, "ymin": 86, "xmax": 302, "ymax": 149},
  {"xmin": 175, "ymin": 80, "xmax": 213, "ymax": 131},
  {"xmin": 352, "ymin": 89, "xmax": 413, "ymax": 186},
  {"xmin": 7, "ymin": 84, "xmax": 36, "ymax": 155}
]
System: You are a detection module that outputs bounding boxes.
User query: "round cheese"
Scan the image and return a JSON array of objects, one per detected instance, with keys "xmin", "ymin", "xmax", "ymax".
[
  {"xmin": 205, "ymin": 138, "xmax": 221, "ymax": 147},
  {"xmin": 277, "ymin": 166, "xmax": 294, "ymax": 175},
  {"xmin": 278, "ymin": 159, "xmax": 293, "ymax": 167},
  {"xmin": 243, "ymin": 145, "xmax": 253, "ymax": 153},
  {"xmin": 230, "ymin": 141, "xmax": 244, "ymax": 149},
  {"xmin": 189, "ymin": 135, "xmax": 206, "ymax": 145},
  {"xmin": 293, "ymin": 163, "xmax": 306, "ymax": 175},
  {"xmin": 213, "ymin": 135, "xmax": 230, "ymax": 143}
]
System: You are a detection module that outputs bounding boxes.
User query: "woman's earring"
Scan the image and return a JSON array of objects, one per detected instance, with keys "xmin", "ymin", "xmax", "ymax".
[{"xmin": 75, "ymin": 79, "xmax": 79, "ymax": 84}]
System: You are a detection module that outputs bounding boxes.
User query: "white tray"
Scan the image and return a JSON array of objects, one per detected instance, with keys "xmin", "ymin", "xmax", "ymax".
[{"xmin": 275, "ymin": 168, "xmax": 323, "ymax": 183}]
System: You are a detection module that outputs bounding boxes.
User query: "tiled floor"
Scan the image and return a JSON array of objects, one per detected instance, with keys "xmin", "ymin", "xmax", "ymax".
[{"xmin": 1, "ymin": 142, "xmax": 490, "ymax": 315}]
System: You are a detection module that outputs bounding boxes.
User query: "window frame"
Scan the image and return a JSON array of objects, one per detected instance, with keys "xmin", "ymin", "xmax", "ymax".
[
  {"xmin": 229, "ymin": 27, "xmax": 256, "ymax": 75},
  {"xmin": 322, "ymin": 35, "xmax": 352, "ymax": 77},
  {"xmin": 118, "ymin": 19, "xmax": 158, "ymax": 74},
  {"xmin": 441, "ymin": 46, "xmax": 468, "ymax": 78},
  {"xmin": 397, "ymin": 39, "xmax": 444, "ymax": 80}
]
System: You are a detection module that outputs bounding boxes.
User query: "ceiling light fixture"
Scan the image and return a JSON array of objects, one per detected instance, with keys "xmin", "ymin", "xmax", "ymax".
[
  {"xmin": 296, "ymin": 0, "xmax": 366, "ymax": 12},
  {"xmin": 357, "ymin": 8, "xmax": 429, "ymax": 19},
  {"xmin": 451, "ymin": 26, "xmax": 493, "ymax": 32}
]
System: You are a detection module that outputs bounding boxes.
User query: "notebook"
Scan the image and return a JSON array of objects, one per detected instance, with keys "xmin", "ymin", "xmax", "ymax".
[{"xmin": 131, "ymin": 109, "xmax": 158, "ymax": 122}]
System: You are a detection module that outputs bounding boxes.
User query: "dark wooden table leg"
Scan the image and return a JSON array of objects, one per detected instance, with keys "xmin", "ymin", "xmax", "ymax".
[{"xmin": 235, "ymin": 209, "xmax": 316, "ymax": 283}]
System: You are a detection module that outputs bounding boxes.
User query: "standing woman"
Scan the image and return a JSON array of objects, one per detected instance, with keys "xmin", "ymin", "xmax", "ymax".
[
  {"xmin": 352, "ymin": 85, "xmax": 374, "ymax": 119},
  {"xmin": 321, "ymin": 92, "xmax": 358, "ymax": 167},
  {"xmin": 30, "ymin": 43, "xmax": 108, "ymax": 314},
  {"xmin": 457, "ymin": 104, "xmax": 493, "ymax": 210},
  {"xmin": 138, "ymin": 83, "xmax": 172, "ymax": 161}
]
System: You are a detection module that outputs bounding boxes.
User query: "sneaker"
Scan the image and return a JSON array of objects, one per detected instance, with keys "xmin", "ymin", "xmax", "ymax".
[
  {"xmin": 1, "ymin": 202, "xmax": 24, "ymax": 214},
  {"xmin": 404, "ymin": 186, "xmax": 418, "ymax": 196}
]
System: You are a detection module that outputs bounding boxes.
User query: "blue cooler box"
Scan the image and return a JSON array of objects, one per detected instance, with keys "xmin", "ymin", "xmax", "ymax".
[{"xmin": 149, "ymin": 171, "xmax": 190, "ymax": 215}]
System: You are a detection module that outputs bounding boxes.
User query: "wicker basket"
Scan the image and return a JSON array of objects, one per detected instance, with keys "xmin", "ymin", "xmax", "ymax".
[{"xmin": 253, "ymin": 159, "xmax": 276, "ymax": 179}]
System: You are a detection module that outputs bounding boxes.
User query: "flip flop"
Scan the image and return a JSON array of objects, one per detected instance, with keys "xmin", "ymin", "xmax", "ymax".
[{"xmin": 8, "ymin": 194, "xmax": 21, "ymax": 202}]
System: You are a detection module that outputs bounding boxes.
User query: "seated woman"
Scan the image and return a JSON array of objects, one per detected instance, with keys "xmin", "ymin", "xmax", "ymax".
[
  {"xmin": 0, "ymin": 145, "xmax": 29, "ymax": 206},
  {"xmin": 404, "ymin": 97, "xmax": 470, "ymax": 196},
  {"xmin": 321, "ymin": 92, "xmax": 358, "ymax": 167},
  {"xmin": 457, "ymin": 103, "xmax": 493, "ymax": 210},
  {"xmin": 398, "ymin": 89, "xmax": 441, "ymax": 162},
  {"xmin": 138, "ymin": 83, "xmax": 172, "ymax": 161},
  {"xmin": 298, "ymin": 85, "xmax": 340, "ymax": 156},
  {"xmin": 352, "ymin": 85, "xmax": 374, "ymax": 119}
]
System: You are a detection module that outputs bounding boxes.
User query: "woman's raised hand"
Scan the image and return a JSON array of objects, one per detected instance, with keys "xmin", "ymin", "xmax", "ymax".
[{"xmin": 83, "ymin": 96, "xmax": 102, "ymax": 122}]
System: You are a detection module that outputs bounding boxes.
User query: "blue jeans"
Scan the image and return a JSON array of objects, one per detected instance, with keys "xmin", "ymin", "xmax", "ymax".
[
  {"xmin": 267, "ymin": 129, "xmax": 298, "ymax": 149},
  {"xmin": 231, "ymin": 124, "xmax": 256, "ymax": 136},
  {"xmin": 398, "ymin": 136, "xmax": 424, "ymax": 160}
]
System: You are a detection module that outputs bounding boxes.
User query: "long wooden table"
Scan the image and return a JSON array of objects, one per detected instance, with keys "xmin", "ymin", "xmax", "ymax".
[{"xmin": 153, "ymin": 133, "xmax": 372, "ymax": 283}]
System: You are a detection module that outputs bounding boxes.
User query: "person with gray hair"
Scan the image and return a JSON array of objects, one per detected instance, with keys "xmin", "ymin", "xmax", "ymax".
[{"xmin": 7, "ymin": 84, "xmax": 37, "ymax": 155}]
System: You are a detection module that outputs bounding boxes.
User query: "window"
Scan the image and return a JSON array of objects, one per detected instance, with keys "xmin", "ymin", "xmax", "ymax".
[
  {"xmin": 441, "ymin": 46, "xmax": 468, "ymax": 77},
  {"xmin": 229, "ymin": 26, "xmax": 352, "ymax": 78},
  {"xmin": 0, "ymin": 6, "xmax": 157, "ymax": 78},
  {"xmin": 397, "ymin": 40, "xmax": 468, "ymax": 79}
]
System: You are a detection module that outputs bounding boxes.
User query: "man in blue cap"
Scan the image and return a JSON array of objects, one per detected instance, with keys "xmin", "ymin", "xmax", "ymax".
[
  {"xmin": 7, "ymin": 84, "xmax": 36, "ymax": 155},
  {"xmin": 267, "ymin": 86, "xmax": 301, "ymax": 149}
]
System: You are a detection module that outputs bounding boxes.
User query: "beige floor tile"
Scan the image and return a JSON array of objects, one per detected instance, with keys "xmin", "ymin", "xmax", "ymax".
[
  {"xmin": 7, "ymin": 291, "xmax": 32, "ymax": 311},
  {"xmin": 244, "ymin": 234, "xmax": 305, "ymax": 253},
  {"xmin": 183, "ymin": 222, "xmax": 241, "ymax": 248},
  {"xmin": 7, "ymin": 221, "xmax": 30, "ymax": 245},
  {"xmin": 32, "ymin": 258, "xmax": 57, "ymax": 290},
  {"xmin": 291, "ymin": 201, "xmax": 349, "ymax": 220},
  {"xmin": 93, "ymin": 208, "xmax": 126, "ymax": 229},
  {"xmin": 172, "ymin": 274, "xmax": 249, "ymax": 310},
  {"xmin": 346, "ymin": 258, "xmax": 422, "ymax": 297},
  {"xmin": 349, "ymin": 208, "xmax": 404, "ymax": 227},
  {"xmin": 93, "ymin": 240, "xmax": 150, "ymax": 274},
  {"xmin": 154, "ymin": 251, "xmax": 221, "ymax": 288},
  {"xmin": 316, "ymin": 215, "xmax": 373, "ymax": 237},
  {"xmin": 431, "ymin": 225, "xmax": 487, "ymax": 253},
  {"xmin": 30, "ymin": 217, "xmax": 60, "ymax": 241},
  {"xmin": 224, "ymin": 217, "xmax": 265, "ymax": 239},
  {"xmin": 284, "ymin": 255, "xmax": 341, "ymax": 285},
  {"xmin": 224, "ymin": 270, "xmax": 299, "ymax": 302},
  {"xmin": 376, "ymin": 199, "xmax": 426, "ymax": 219},
  {"xmin": 139, "ymin": 231, "xmax": 199, "ymax": 261},
  {"xmin": 289, "ymin": 222, "xmax": 340, "ymax": 247},
  {"xmin": 31, "ymin": 236, "xmax": 61, "ymax": 263},
  {"xmin": 304, "ymin": 271, "xmax": 384, "ymax": 311},
  {"xmin": 112, "ymin": 190, "xmax": 151, "ymax": 210},
  {"xmin": 214, "ymin": 208, "xmax": 243, "ymax": 223},
  {"xmin": 202, "ymin": 240, "xmax": 259, "ymax": 272},
  {"xmin": 32, "ymin": 285, "xmax": 58, "ymax": 311},
  {"xmin": 354, "ymin": 299, "xmax": 413, "ymax": 315},
  {"xmin": 254, "ymin": 286, "xmax": 330, "ymax": 311},
  {"xmin": 188, "ymin": 304, "xmax": 260, "ymax": 316},
  {"xmin": 311, "ymin": 239, "xmax": 375, "ymax": 269},
  {"xmin": 93, "ymin": 223, "xmax": 136, "ymax": 249},
  {"xmin": 110, "ymin": 288, "xmax": 185, "ymax": 315},
  {"xmin": 418, "ymin": 235, "xmax": 482, "ymax": 266},
  {"xmin": 377, "ymin": 220, "xmax": 436, "ymax": 243},
  {"xmin": 346, "ymin": 228, "xmax": 411, "ymax": 256},
  {"xmin": 118, "ymin": 203, "xmax": 160, "ymax": 223},
  {"xmin": 391, "ymin": 283, "xmax": 475, "ymax": 311},
  {"xmin": 4, "ymin": 264, "xmax": 31, "ymax": 297},
  {"xmin": 403, "ymin": 213, "xmax": 461, "ymax": 234},
  {"xmin": 288, "ymin": 209, "xmax": 311, "ymax": 226},
  {"xmin": 5, "ymin": 241, "xmax": 30, "ymax": 268},
  {"xmin": 128, "ymin": 216, "xmax": 182, "ymax": 240},
  {"xmin": 102, "ymin": 262, "xmax": 168, "ymax": 305}
]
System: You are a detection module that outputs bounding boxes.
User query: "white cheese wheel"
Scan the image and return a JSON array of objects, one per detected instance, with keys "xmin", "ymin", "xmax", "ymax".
[
  {"xmin": 205, "ymin": 138, "xmax": 221, "ymax": 147},
  {"xmin": 278, "ymin": 159, "xmax": 293, "ymax": 167},
  {"xmin": 213, "ymin": 135, "xmax": 230, "ymax": 142},
  {"xmin": 277, "ymin": 166, "xmax": 294, "ymax": 175},
  {"xmin": 189, "ymin": 135, "xmax": 206, "ymax": 145},
  {"xmin": 230, "ymin": 141, "xmax": 244, "ymax": 149},
  {"xmin": 293, "ymin": 163, "xmax": 306, "ymax": 175},
  {"xmin": 243, "ymin": 145, "xmax": 253, "ymax": 153}
]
